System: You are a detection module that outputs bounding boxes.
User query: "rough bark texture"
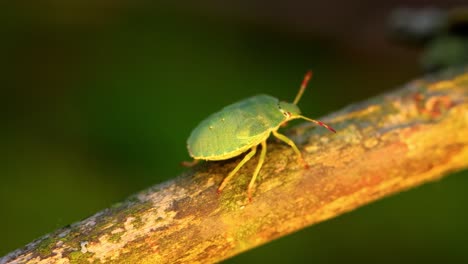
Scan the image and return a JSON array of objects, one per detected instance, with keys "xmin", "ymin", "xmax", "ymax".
[{"xmin": 2, "ymin": 68, "xmax": 468, "ymax": 264}]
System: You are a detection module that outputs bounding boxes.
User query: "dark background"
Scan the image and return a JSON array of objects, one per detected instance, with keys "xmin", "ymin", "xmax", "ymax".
[{"xmin": 2, "ymin": 1, "xmax": 468, "ymax": 262}]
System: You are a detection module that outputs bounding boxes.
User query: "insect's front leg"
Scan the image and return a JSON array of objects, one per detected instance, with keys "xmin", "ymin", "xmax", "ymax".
[{"xmin": 272, "ymin": 130, "xmax": 309, "ymax": 169}]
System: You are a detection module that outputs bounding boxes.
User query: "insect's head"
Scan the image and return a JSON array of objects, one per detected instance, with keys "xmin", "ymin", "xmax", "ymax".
[
  {"xmin": 277, "ymin": 70, "xmax": 311, "ymax": 120},
  {"xmin": 277, "ymin": 70, "xmax": 336, "ymax": 133},
  {"xmin": 278, "ymin": 101, "xmax": 301, "ymax": 119}
]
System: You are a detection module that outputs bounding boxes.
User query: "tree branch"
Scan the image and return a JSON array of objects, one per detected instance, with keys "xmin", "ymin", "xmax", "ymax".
[{"xmin": 3, "ymin": 69, "xmax": 468, "ymax": 264}]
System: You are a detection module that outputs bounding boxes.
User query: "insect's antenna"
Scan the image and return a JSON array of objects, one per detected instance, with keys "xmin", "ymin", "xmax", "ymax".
[
  {"xmin": 293, "ymin": 70, "xmax": 313, "ymax": 105},
  {"xmin": 297, "ymin": 115, "xmax": 336, "ymax": 133}
]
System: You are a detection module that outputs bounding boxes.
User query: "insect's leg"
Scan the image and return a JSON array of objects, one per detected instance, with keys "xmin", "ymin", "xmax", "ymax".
[
  {"xmin": 272, "ymin": 130, "xmax": 308, "ymax": 168},
  {"xmin": 181, "ymin": 159, "xmax": 200, "ymax": 167},
  {"xmin": 248, "ymin": 140, "xmax": 267, "ymax": 202},
  {"xmin": 218, "ymin": 146, "xmax": 257, "ymax": 193},
  {"xmin": 297, "ymin": 115, "xmax": 336, "ymax": 133}
]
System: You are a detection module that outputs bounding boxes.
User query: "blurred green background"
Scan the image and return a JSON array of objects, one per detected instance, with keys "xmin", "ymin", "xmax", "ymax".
[{"xmin": 1, "ymin": 1, "xmax": 468, "ymax": 263}]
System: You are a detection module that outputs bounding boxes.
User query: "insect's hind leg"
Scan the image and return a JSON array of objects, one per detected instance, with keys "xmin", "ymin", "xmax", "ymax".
[
  {"xmin": 247, "ymin": 140, "xmax": 267, "ymax": 202},
  {"xmin": 272, "ymin": 130, "xmax": 308, "ymax": 168},
  {"xmin": 181, "ymin": 159, "xmax": 200, "ymax": 167},
  {"xmin": 218, "ymin": 146, "xmax": 257, "ymax": 193}
]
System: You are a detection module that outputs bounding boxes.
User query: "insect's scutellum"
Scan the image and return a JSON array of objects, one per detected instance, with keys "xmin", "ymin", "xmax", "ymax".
[{"xmin": 186, "ymin": 70, "xmax": 336, "ymax": 202}]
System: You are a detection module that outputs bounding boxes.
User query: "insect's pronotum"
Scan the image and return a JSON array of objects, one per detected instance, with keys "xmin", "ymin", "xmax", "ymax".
[{"xmin": 186, "ymin": 71, "xmax": 336, "ymax": 201}]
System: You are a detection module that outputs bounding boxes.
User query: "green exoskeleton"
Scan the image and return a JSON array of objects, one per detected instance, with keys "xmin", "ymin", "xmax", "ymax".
[{"xmin": 186, "ymin": 71, "xmax": 336, "ymax": 201}]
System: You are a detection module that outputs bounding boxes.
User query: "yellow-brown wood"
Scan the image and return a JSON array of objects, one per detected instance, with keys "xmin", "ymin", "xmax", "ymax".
[{"xmin": 2, "ymin": 69, "xmax": 468, "ymax": 264}]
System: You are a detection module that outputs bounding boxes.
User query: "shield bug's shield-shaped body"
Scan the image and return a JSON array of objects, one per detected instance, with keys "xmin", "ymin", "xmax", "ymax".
[{"xmin": 186, "ymin": 71, "xmax": 335, "ymax": 201}]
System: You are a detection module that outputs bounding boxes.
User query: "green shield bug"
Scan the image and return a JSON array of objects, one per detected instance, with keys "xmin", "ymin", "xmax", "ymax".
[{"xmin": 186, "ymin": 71, "xmax": 336, "ymax": 201}]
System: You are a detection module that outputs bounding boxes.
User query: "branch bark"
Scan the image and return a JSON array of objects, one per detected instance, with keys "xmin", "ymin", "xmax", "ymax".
[{"xmin": 3, "ymin": 69, "xmax": 468, "ymax": 264}]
